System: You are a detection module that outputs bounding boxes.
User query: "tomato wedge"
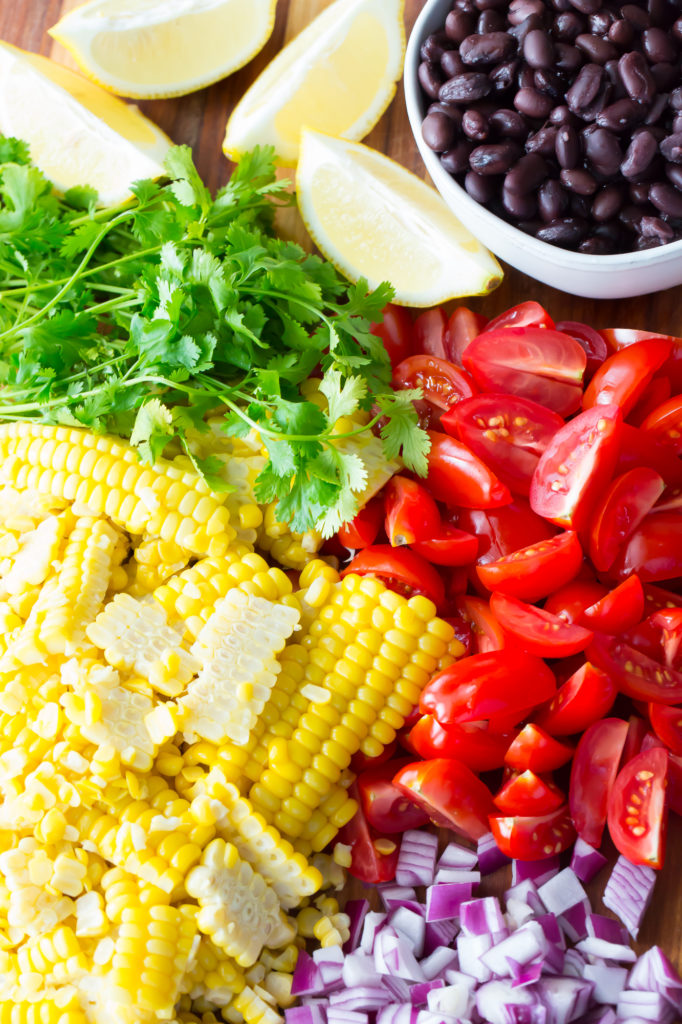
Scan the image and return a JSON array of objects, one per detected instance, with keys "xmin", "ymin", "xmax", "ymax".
[
  {"xmin": 588, "ymin": 467, "xmax": 665, "ymax": 572},
  {"xmin": 446, "ymin": 306, "xmax": 488, "ymax": 365},
  {"xmin": 486, "ymin": 301, "xmax": 555, "ymax": 332},
  {"xmin": 581, "ymin": 576, "xmax": 644, "ymax": 635},
  {"xmin": 530, "ymin": 404, "xmax": 622, "ymax": 531},
  {"xmin": 641, "ymin": 394, "xmax": 682, "ymax": 454},
  {"xmin": 370, "ymin": 303, "xmax": 414, "ymax": 368},
  {"xmin": 494, "ymin": 770, "xmax": 565, "ymax": 816},
  {"xmin": 555, "ymin": 320, "xmax": 607, "ymax": 379},
  {"xmin": 462, "ymin": 327, "xmax": 586, "ymax": 416},
  {"xmin": 505, "ymin": 724, "xmax": 574, "ymax": 772},
  {"xmin": 408, "ymin": 716, "xmax": 513, "ymax": 772},
  {"xmin": 544, "ymin": 580, "xmax": 609, "ymax": 624},
  {"xmin": 425, "ymin": 431, "xmax": 512, "ymax": 509},
  {"xmin": 583, "ymin": 338, "xmax": 673, "ymax": 415},
  {"xmin": 357, "ymin": 757, "xmax": 430, "ymax": 833},
  {"xmin": 342, "ymin": 545, "xmax": 445, "ymax": 606},
  {"xmin": 335, "ymin": 783, "xmax": 399, "ymax": 884},
  {"xmin": 607, "ymin": 747, "xmax": 668, "ymax": 868},
  {"xmin": 453, "ymin": 594, "xmax": 506, "ymax": 653},
  {"xmin": 338, "ymin": 497, "xmax": 384, "ymax": 549},
  {"xmin": 620, "ymin": 715, "xmax": 649, "ymax": 766},
  {"xmin": 412, "ymin": 524, "xmax": 479, "ymax": 566},
  {"xmin": 569, "ymin": 717, "xmax": 629, "ymax": 847},
  {"xmin": 476, "ymin": 531, "xmax": 582, "ymax": 603},
  {"xmin": 490, "ymin": 592, "xmax": 593, "ymax": 658},
  {"xmin": 535, "ymin": 663, "xmax": 617, "ymax": 737},
  {"xmin": 609, "ymin": 510, "xmax": 682, "ymax": 583},
  {"xmin": 616, "ymin": 424, "xmax": 682, "ymax": 489},
  {"xmin": 414, "ymin": 307, "xmax": 448, "ymax": 359},
  {"xmin": 393, "ymin": 355, "xmax": 477, "ymax": 425},
  {"xmin": 384, "ymin": 476, "xmax": 441, "ymax": 547},
  {"xmin": 458, "ymin": 501, "xmax": 557, "ymax": 566},
  {"xmin": 420, "ymin": 649, "xmax": 556, "ymax": 727},
  {"xmin": 442, "ymin": 393, "xmax": 564, "ymax": 496},
  {"xmin": 629, "ymin": 376, "xmax": 672, "ymax": 428},
  {"xmin": 489, "ymin": 806, "xmax": 576, "ymax": 860},
  {"xmin": 588, "ymin": 633, "xmax": 682, "ymax": 704},
  {"xmin": 393, "ymin": 758, "xmax": 495, "ymax": 840},
  {"xmin": 649, "ymin": 703, "xmax": 682, "ymax": 756}
]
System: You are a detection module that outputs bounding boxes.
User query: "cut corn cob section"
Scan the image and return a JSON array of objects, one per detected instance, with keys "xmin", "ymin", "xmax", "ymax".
[{"xmin": 0, "ymin": 509, "xmax": 72, "ymax": 598}]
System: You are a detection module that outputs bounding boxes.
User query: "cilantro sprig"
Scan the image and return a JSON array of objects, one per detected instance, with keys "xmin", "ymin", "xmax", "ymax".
[{"xmin": 0, "ymin": 140, "xmax": 430, "ymax": 533}]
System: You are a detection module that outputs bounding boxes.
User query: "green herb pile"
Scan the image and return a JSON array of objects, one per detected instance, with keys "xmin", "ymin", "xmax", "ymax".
[{"xmin": 0, "ymin": 138, "xmax": 429, "ymax": 533}]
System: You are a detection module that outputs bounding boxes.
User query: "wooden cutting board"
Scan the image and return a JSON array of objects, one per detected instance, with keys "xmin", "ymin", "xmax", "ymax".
[{"xmin": 2, "ymin": 0, "xmax": 682, "ymax": 968}]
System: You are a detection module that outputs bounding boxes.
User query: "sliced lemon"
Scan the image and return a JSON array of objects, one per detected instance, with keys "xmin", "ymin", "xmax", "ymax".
[
  {"xmin": 49, "ymin": 0, "xmax": 277, "ymax": 99},
  {"xmin": 224, "ymin": 0, "xmax": 405, "ymax": 166},
  {"xmin": 0, "ymin": 42, "xmax": 171, "ymax": 206},
  {"xmin": 296, "ymin": 130, "xmax": 503, "ymax": 307}
]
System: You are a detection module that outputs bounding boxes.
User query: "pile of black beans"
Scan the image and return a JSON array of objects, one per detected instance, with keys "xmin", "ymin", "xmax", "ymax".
[{"xmin": 418, "ymin": 0, "xmax": 682, "ymax": 254}]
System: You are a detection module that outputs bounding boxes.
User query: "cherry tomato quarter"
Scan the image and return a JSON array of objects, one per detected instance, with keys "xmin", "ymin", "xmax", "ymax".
[
  {"xmin": 408, "ymin": 716, "xmax": 513, "ymax": 772},
  {"xmin": 458, "ymin": 501, "xmax": 556, "ymax": 566},
  {"xmin": 485, "ymin": 301, "xmax": 555, "ymax": 332},
  {"xmin": 342, "ymin": 545, "xmax": 445, "ymax": 607},
  {"xmin": 569, "ymin": 717, "xmax": 629, "ymax": 847},
  {"xmin": 411, "ymin": 524, "xmax": 479, "ymax": 566},
  {"xmin": 641, "ymin": 394, "xmax": 682, "ymax": 454},
  {"xmin": 588, "ymin": 633, "xmax": 682, "ymax": 704},
  {"xmin": 609, "ymin": 510, "xmax": 682, "ymax": 583},
  {"xmin": 425, "ymin": 431, "xmax": 512, "ymax": 509},
  {"xmin": 555, "ymin": 320, "xmax": 608, "ymax": 379},
  {"xmin": 581, "ymin": 576, "xmax": 645, "ymax": 635},
  {"xmin": 648, "ymin": 703, "xmax": 682, "ymax": 756},
  {"xmin": 335, "ymin": 783, "xmax": 399, "ymax": 884},
  {"xmin": 607, "ymin": 746, "xmax": 668, "ymax": 868},
  {"xmin": 370, "ymin": 303, "xmax": 414, "ymax": 368},
  {"xmin": 392, "ymin": 758, "xmax": 496, "ymax": 840},
  {"xmin": 588, "ymin": 467, "xmax": 665, "ymax": 572},
  {"xmin": 338, "ymin": 497, "xmax": 384, "ymax": 549},
  {"xmin": 476, "ymin": 531, "xmax": 582, "ymax": 603},
  {"xmin": 489, "ymin": 591, "xmax": 593, "ymax": 658},
  {"xmin": 384, "ymin": 475, "xmax": 441, "ymax": 547},
  {"xmin": 393, "ymin": 355, "xmax": 477, "ymax": 425},
  {"xmin": 583, "ymin": 338, "xmax": 673, "ymax": 415},
  {"xmin": 357, "ymin": 757, "xmax": 430, "ymax": 833},
  {"xmin": 504, "ymin": 724, "xmax": 575, "ymax": 773},
  {"xmin": 489, "ymin": 806, "xmax": 576, "ymax": 860},
  {"xmin": 414, "ymin": 307, "xmax": 448, "ymax": 360},
  {"xmin": 628, "ymin": 376, "xmax": 672, "ymax": 428},
  {"xmin": 453, "ymin": 594, "xmax": 506, "ymax": 653},
  {"xmin": 446, "ymin": 306, "xmax": 488, "ymax": 365},
  {"xmin": 493, "ymin": 769, "xmax": 565, "ymax": 816},
  {"xmin": 544, "ymin": 580, "xmax": 609, "ymax": 624},
  {"xmin": 534, "ymin": 662, "xmax": 617, "ymax": 736}
]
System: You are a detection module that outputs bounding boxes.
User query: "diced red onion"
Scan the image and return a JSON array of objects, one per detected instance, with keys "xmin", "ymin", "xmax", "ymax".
[
  {"xmin": 457, "ymin": 932, "xmax": 497, "ymax": 984},
  {"xmin": 575, "ymin": 1008, "xmax": 617, "ymax": 1024},
  {"xmin": 586, "ymin": 915, "xmax": 629, "ymax": 946},
  {"xmin": 423, "ymin": 918, "xmax": 459, "ymax": 957},
  {"xmin": 361, "ymin": 912, "xmax": 388, "ymax": 954},
  {"xmin": 507, "ymin": 898, "xmax": 537, "ymax": 931},
  {"xmin": 286, "ymin": 1006, "xmax": 327, "ymax": 1024},
  {"xmin": 535, "ymin": 914, "xmax": 566, "ymax": 974},
  {"xmin": 420, "ymin": 946, "xmax": 459, "ymax": 981},
  {"xmin": 563, "ymin": 949, "xmax": 587, "ymax": 979},
  {"xmin": 434, "ymin": 867, "xmax": 482, "ymax": 886},
  {"xmin": 374, "ymin": 928, "xmax": 426, "ymax": 983},
  {"xmin": 603, "ymin": 857, "xmax": 656, "ymax": 941},
  {"xmin": 344, "ymin": 899, "xmax": 370, "ymax": 954},
  {"xmin": 628, "ymin": 947, "xmax": 682, "ymax": 1012},
  {"xmin": 536, "ymin": 976, "xmax": 594, "ymax": 1024},
  {"xmin": 377, "ymin": 1005, "xmax": 420, "ymax": 1024},
  {"xmin": 329, "ymin": 988, "xmax": 392, "ymax": 1011},
  {"xmin": 383, "ymin": 976, "xmax": 413, "ymax": 1003},
  {"xmin": 481, "ymin": 921, "xmax": 548, "ymax": 979},
  {"xmin": 505, "ymin": 880, "xmax": 545, "ymax": 916},
  {"xmin": 476, "ymin": 979, "xmax": 542, "ymax": 1024},
  {"xmin": 427, "ymin": 977, "xmax": 476, "ymax": 1020},
  {"xmin": 390, "ymin": 907, "xmax": 426, "ymax": 958},
  {"xmin": 292, "ymin": 950, "xmax": 323, "ymax": 996},
  {"xmin": 415, "ymin": 1011, "xmax": 462, "ymax": 1024},
  {"xmin": 513, "ymin": 857, "xmax": 560, "ymax": 889},
  {"xmin": 510, "ymin": 961, "xmax": 544, "ymax": 988},
  {"xmin": 396, "ymin": 831, "xmax": 439, "ymax": 887},
  {"xmin": 410, "ymin": 980, "xmax": 444, "ymax": 1006},
  {"xmin": 479, "ymin": 831, "xmax": 511, "ymax": 875},
  {"xmin": 557, "ymin": 903, "xmax": 589, "ymax": 944},
  {"xmin": 583, "ymin": 964, "xmax": 629, "ymax": 1006},
  {"xmin": 571, "ymin": 839, "xmax": 608, "ymax": 885},
  {"xmin": 460, "ymin": 897, "xmax": 508, "ymax": 937},
  {"xmin": 326, "ymin": 1011, "xmax": 368, "ymax": 1024},
  {"xmin": 438, "ymin": 841, "xmax": 478, "ymax": 871},
  {"xmin": 342, "ymin": 951, "xmax": 383, "ymax": 989},
  {"xmin": 381, "ymin": 886, "xmax": 418, "ymax": 910},
  {"xmin": 576, "ymin": 940, "xmax": 636, "ymax": 965},
  {"xmin": 425, "ymin": 883, "xmax": 474, "ymax": 923},
  {"xmin": 616, "ymin": 992, "xmax": 677, "ymax": 1024},
  {"xmin": 538, "ymin": 869, "xmax": 588, "ymax": 918}
]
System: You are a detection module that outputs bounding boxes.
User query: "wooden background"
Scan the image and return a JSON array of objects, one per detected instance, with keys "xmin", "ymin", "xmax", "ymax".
[{"xmin": 3, "ymin": 0, "xmax": 682, "ymax": 967}]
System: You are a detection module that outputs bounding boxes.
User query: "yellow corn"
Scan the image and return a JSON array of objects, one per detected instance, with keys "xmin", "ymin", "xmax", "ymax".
[{"xmin": 125, "ymin": 534, "xmax": 190, "ymax": 596}]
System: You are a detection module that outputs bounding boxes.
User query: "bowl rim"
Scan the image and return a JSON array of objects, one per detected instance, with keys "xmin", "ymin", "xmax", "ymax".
[{"xmin": 403, "ymin": 0, "xmax": 682, "ymax": 275}]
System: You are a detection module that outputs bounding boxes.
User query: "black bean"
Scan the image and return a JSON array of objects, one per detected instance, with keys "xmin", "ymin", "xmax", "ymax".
[
  {"xmin": 629, "ymin": 182, "xmax": 652, "ymax": 205},
  {"xmin": 455, "ymin": 0, "xmax": 477, "ymax": 12},
  {"xmin": 555, "ymin": 42, "xmax": 584, "ymax": 71},
  {"xmin": 621, "ymin": 129, "xmax": 659, "ymax": 178},
  {"xmin": 478, "ymin": 10, "xmax": 506, "ymax": 32},
  {"xmin": 476, "ymin": 0, "xmax": 508, "ymax": 10},
  {"xmin": 592, "ymin": 183, "xmax": 624, "ymax": 219},
  {"xmin": 538, "ymin": 178, "xmax": 570, "ymax": 220},
  {"xmin": 651, "ymin": 63, "xmax": 679, "ymax": 92},
  {"xmin": 441, "ymin": 50, "xmax": 466, "ymax": 77},
  {"xmin": 439, "ymin": 72, "xmax": 493, "ymax": 104},
  {"xmin": 489, "ymin": 60, "xmax": 520, "ymax": 91},
  {"xmin": 515, "ymin": 87, "xmax": 555, "ymax": 118},
  {"xmin": 560, "ymin": 167, "xmax": 599, "ymax": 194},
  {"xmin": 618, "ymin": 51, "xmax": 656, "ymax": 103},
  {"xmin": 642, "ymin": 27, "xmax": 677, "ymax": 64},
  {"xmin": 646, "ymin": 0, "xmax": 670, "ymax": 29},
  {"xmin": 595, "ymin": 98, "xmax": 646, "ymax": 132},
  {"xmin": 421, "ymin": 32, "xmax": 453, "ymax": 62},
  {"xmin": 509, "ymin": 13, "xmax": 545, "ymax": 47},
  {"xmin": 660, "ymin": 134, "xmax": 682, "ymax": 164},
  {"xmin": 554, "ymin": 12, "xmax": 585, "ymax": 40},
  {"xmin": 526, "ymin": 126, "xmax": 559, "ymax": 155},
  {"xmin": 418, "ymin": 61, "xmax": 444, "ymax": 99},
  {"xmin": 568, "ymin": 0, "xmax": 603, "ymax": 14},
  {"xmin": 549, "ymin": 105, "xmax": 576, "ymax": 126},
  {"xmin": 427, "ymin": 102, "xmax": 464, "ymax": 125},
  {"xmin": 619, "ymin": 204, "xmax": 646, "ymax": 231},
  {"xmin": 556, "ymin": 125, "xmax": 581, "ymax": 167},
  {"xmin": 575, "ymin": 34, "xmax": 618, "ymax": 64},
  {"xmin": 460, "ymin": 32, "xmax": 516, "ymax": 66},
  {"xmin": 508, "ymin": 0, "xmax": 547, "ymax": 25},
  {"xmin": 603, "ymin": 59, "xmax": 627, "ymax": 101},
  {"xmin": 441, "ymin": 141, "xmax": 475, "ymax": 173},
  {"xmin": 674, "ymin": 17, "xmax": 682, "ymax": 44},
  {"xmin": 445, "ymin": 9, "xmax": 475, "ymax": 43},
  {"xmin": 422, "ymin": 112, "xmax": 458, "ymax": 152},
  {"xmin": 649, "ymin": 182, "xmax": 682, "ymax": 218},
  {"xmin": 524, "ymin": 29, "xmax": 555, "ymax": 68},
  {"xmin": 505, "ymin": 152, "xmax": 549, "ymax": 193},
  {"xmin": 517, "ymin": 219, "xmax": 545, "ymax": 234},
  {"xmin": 673, "ymin": 114, "xmax": 682, "ymax": 135},
  {"xmin": 640, "ymin": 215, "xmax": 675, "ymax": 242},
  {"xmin": 636, "ymin": 235, "xmax": 665, "ymax": 249},
  {"xmin": 666, "ymin": 162, "xmax": 682, "ymax": 190},
  {"xmin": 536, "ymin": 217, "xmax": 589, "ymax": 245},
  {"xmin": 566, "ymin": 63, "xmax": 604, "ymax": 113},
  {"xmin": 469, "ymin": 141, "xmax": 521, "ymax": 173},
  {"xmin": 502, "ymin": 187, "xmax": 538, "ymax": 217},
  {"xmin": 489, "ymin": 108, "xmax": 529, "ymax": 138},
  {"xmin": 645, "ymin": 93, "xmax": 668, "ymax": 126},
  {"xmin": 579, "ymin": 236, "xmax": 617, "ymax": 253},
  {"xmin": 671, "ymin": 89, "xmax": 682, "ymax": 113},
  {"xmin": 588, "ymin": 10, "xmax": 614, "ymax": 34},
  {"xmin": 621, "ymin": 5, "xmax": 649, "ymax": 30},
  {"xmin": 534, "ymin": 69, "xmax": 565, "ymax": 98},
  {"xmin": 551, "ymin": 0, "xmax": 573, "ymax": 11},
  {"xmin": 463, "ymin": 109, "xmax": 490, "ymax": 140},
  {"xmin": 608, "ymin": 19, "xmax": 635, "ymax": 49},
  {"xmin": 518, "ymin": 66, "xmax": 537, "ymax": 91},
  {"xmin": 584, "ymin": 126, "xmax": 623, "ymax": 174},
  {"xmin": 465, "ymin": 170, "xmax": 498, "ymax": 202}
]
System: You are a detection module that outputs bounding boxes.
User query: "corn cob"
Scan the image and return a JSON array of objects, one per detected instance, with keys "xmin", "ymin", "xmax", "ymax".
[
  {"xmin": 0, "ymin": 508, "xmax": 72, "ymax": 599},
  {"xmin": 180, "ymin": 935, "xmax": 246, "ymax": 1007},
  {"xmin": 230, "ymin": 985, "xmax": 283, "ymax": 1024},
  {"xmin": 125, "ymin": 535, "xmax": 190, "ymax": 596},
  {"xmin": 0, "ymin": 993, "xmax": 88, "ymax": 1024}
]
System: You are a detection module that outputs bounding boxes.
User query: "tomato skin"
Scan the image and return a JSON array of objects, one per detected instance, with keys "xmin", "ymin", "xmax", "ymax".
[
  {"xmin": 489, "ymin": 806, "xmax": 576, "ymax": 860},
  {"xmin": 588, "ymin": 467, "xmax": 665, "ymax": 572},
  {"xmin": 476, "ymin": 531, "xmax": 582, "ymax": 603},
  {"xmin": 393, "ymin": 758, "xmax": 496, "ymax": 840},
  {"xmin": 601, "ymin": 327, "xmax": 680, "ymax": 353},
  {"xmin": 569, "ymin": 717, "xmax": 629, "ymax": 847},
  {"xmin": 642, "ymin": 583, "xmax": 682, "ymax": 616},
  {"xmin": 351, "ymin": 740, "xmax": 398, "ymax": 775},
  {"xmin": 357, "ymin": 757, "xmax": 430, "ymax": 833},
  {"xmin": 581, "ymin": 576, "xmax": 645, "ymax": 635},
  {"xmin": 486, "ymin": 301, "xmax": 555, "ymax": 332},
  {"xmin": 458, "ymin": 501, "xmax": 557, "ymax": 566},
  {"xmin": 393, "ymin": 355, "xmax": 477, "ymax": 422},
  {"xmin": 534, "ymin": 662, "xmax": 617, "ymax": 736},
  {"xmin": 490, "ymin": 591, "xmax": 594, "ymax": 658},
  {"xmin": 616, "ymin": 424, "xmax": 682, "ymax": 489},
  {"xmin": 607, "ymin": 747, "xmax": 668, "ymax": 868},
  {"xmin": 414, "ymin": 307, "xmax": 448, "ymax": 360},
  {"xmin": 338, "ymin": 497, "xmax": 384, "ymax": 549},
  {"xmin": 384, "ymin": 476, "xmax": 441, "ymax": 547},
  {"xmin": 583, "ymin": 338, "xmax": 673, "ymax": 415},
  {"xmin": 335, "ymin": 783, "xmax": 399, "ymax": 884},
  {"xmin": 555, "ymin": 320, "xmax": 608, "ymax": 379},
  {"xmin": 408, "ymin": 715, "xmax": 513, "ymax": 771},
  {"xmin": 530, "ymin": 404, "xmax": 623, "ymax": 532},
  {"xmin": 442, "ymin": 393, "xmax": 564, "ymax": 496},
  {"xmin": 628, "ymin": 376, "xmax": 672, "ymax": 428},
  {"xmin": 446, "ymin": 307, "xmax": 488, "ymax": 365},
  {"xmin": 342, "ymin": 545, "xmax": 445, "ymax": 607},
  {"xmin": 620, "ymin": 715, "xmax": 649, "ymax": 766},
  {"xmin": 453, "ymin": 594, "xmax": 506, "ymax": 653},
  {"xmin": 462, "ymin": 327, "xmax": 586, "ymax": 417},
  {"xmin": 641, "ymin": 394, "xmax": 682, "ymax": 454},
  {"xmin": 505, "ymin": 724, "xmax": 574, "ymax": 773},
  {"xmin": 493, "ymin": 770, "xmax": 564, "ymax": 816},
  {"xmin": 411, "ymin": 524, "xmax": 479, "ymax": 566},
  {"xmin": 588, "ymin": 633, "xmax": 682, "ymax": 704},
  {"xmin": 667, "ymin": 752, "xmax": 682, "ymax": 816},
  {"xmin": 425, "ymin": 431, "xmax": 512, "ymax": 509},
  {"xmin": 544, "ymin": 580, "xmax": 609, "ymax": 624},
  {"xmin": 649, "ymin": 703, "xmax": 682, "ymax": 756},
  {"xmin": 420, "ymin": 649, "xmax": 556, "ymax": 728},
  {"xmin": 370, "ymin": 303, "xmax": 414, "ymax": 368},
  {"xmin": 609, "ymin": 510, "xmax": 682, "ymax": 583}
]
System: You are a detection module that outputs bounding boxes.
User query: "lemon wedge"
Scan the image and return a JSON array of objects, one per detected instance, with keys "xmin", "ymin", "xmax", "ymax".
[
  {"xmin": 0, "ymin": 42, "xmax": 171, "ymax": 206},
  {"xmin": 49, "ymin": 0, "xmax": 277, "ymax": 99},
  {"xmin": 224, "ymin": 0, "xmax": 405, "ymax": 166},
  {"xmin": 296, "ymin": 130, "xmax": 503, "ymax": 307}
]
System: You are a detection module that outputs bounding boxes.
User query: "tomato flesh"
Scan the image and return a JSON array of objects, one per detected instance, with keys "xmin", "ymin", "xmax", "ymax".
[
  {"xmin": 486, "ymin": 301, "xmax": 555, "ymax": 332},
  {"xmin": 476, "ymin": 530, "xmax": 582, "ymax": 603},
  {"xmin": 641, "ymin": 394, "xmax": 682, "ymax": 454},
  {"xmin": 555, "ymin": 320, "xmax": 608, "ymax": 379},
  {"xmin": 581, "ymin": 576, "xmax": 645, "ymax": 635},
  {"xmin": 648, "ymin": 703, "xmax": 682, "ymax": 756},
  {"xmin": 588, "ymin": 467, "xmax": 665, "ymax": 572},
  {"xmin": 447, "ymin": 306, "xmax": 488, "ymax": 365},
  {"xmin": 412, "ymin": 524, "xmax": 479, "ymax": 566},
  {"xmin": 609, "ymin": 510, "xmax": 682, "ymax": 584},
  {"xmin": 370, "ymin": 303, "xmax": 414, "ymax": 368},
  {"xmin": 384, "ymin": 475, "xmax": 441, "ymax": 547},
  {"xmin": 489, "ymin": 806, "xmax": 576, "ymax": 860},
  {"xmin": 452, "ymin": 594, "xmax": 506, "ymax": 653},
  {"xmin": 607, "ymin": 746, "xmax": 668, "ymax": 868},
  {"xmin": 408, "ymin": 716, "xmax": 513, "ymax": 772},
  {"xmin": 544, "ymin": 580, "xmax": 609, "ymax": 624},
  {"xmin": 569, "ymin": 717, "xmax": 629, "ymax": 847},
  {"xmin": 493, "ymin": 769, "xmax": 564, "ymax": 816},
  {"xmin": 414, "ymin": 307, "xmax": 448, "ymax": 360},
  {"xmin": 393, "ymin": 758, "xmax": 495, "ymax": 840},
  {"xmin": 490, "ymin": 591, "xmax": 593, "ymax": 658},
  {"xmin": 505, "ymin": 723, "xmax": 574, "ymax": 772},
  {"xmin": 588, "ymin": 633, "xmax": 682, "ymax": 704},
  {"xmin": 338, "ymin": 497, "xmax": 384, "ymax": 549},
  {"xmin": 534, "ymin": 662, "xmax": 617, "ymax": 736},
  {"xmin": 342, "ymin": 545, "xmax": 445, "ymax": 607},
  {"xmin": 335, "ymin": 783, "xmax": 399, "ymax": 884},
  {"xmin": 584, "ymin": 338, "xmax": 673, "ymax": 415},
  {"xmin": 393, "ymin": 355, "xmax": 477, "ymax": 426},
  {"xmin": 425, "ymin": 431, "xmax": 512, "ymax": 509},
  {"xmin": 458, "ymin": 501, "xmax": 557, "ymax": 566},
  {"xmin": 357, "ymin": 757, "xmax": 430, "ymax": 833}
]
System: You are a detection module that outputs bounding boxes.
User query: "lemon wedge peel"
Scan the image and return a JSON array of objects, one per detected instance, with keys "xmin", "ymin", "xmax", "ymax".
[
  {"xmin": 49, "ymin": 0, "xmax": 277, "ymax": 100},
  {"xmin": 0, "ymin": 42, "xmax": 171, "ymax": 207},
  {"xmin": 296, "ymin": 129, "xmax": 503, "ymax": 308},
  {"xmin": 223, "ymin": 0, "xmax": 406, "ymax": 166}
]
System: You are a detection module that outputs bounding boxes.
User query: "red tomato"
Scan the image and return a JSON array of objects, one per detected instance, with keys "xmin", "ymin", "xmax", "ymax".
[
  {"xmin": 621, "ymin": 715, "xmax": 649, "ymax": 766},
  {"xmin": 649, "ymin": 703, "xmax": 682, "ymax": 756},
  {"xmin": 628, "ymin": 376, "xmax": 672, "ymax": 428},
  {"xmin": 505, "ymin": 724, "xmax": 575, "ymax": 772},
  {"xmin": 445, "ymin": 616, "xmax": 473, "ymax": 657},
  {"xmin": 607, "ymin": 747, "xmax": 668, "ymax": 868},
  {"xmin": 462, "ymin": 327, "xmax": 586, "ymax": 417},
  {"xmin": 534, "ymin": 663, "xmax": 617, "ymax": 736},
  {"xmin": 442, "ymin": 393, "xmax": 564, "ymax": 496},
  {"xmin": 357, "ymin": 757, "xmax": 430, "ymax": 833},
  {"xmin": 384, "ymin": 475, "xmax": 441, "ymax": 547},
  {"xmin": 588, "ymin": 467, "xmax": 665, "ymax": 572},
  {"xmin": 601, "ymin": 327, "xmax": 681, "ymax": 352},
  {"xmin": 588, "ymin": 633, "xmax": 682, "ymax": 704},
  {"xmin": 641, "ymin": 394, "xmax": 682, "ymax": 455},
  {"xmin": 646, "ymin": 609, "xmax": 682, "ymax": 669},
  {"xmin": 370, "ymin": 303, "xmax": 414, "ymax": 368},
  {"xmin": 493, "ymin": 769, "xmax": 564, "ymax": 816},
  {"xmin": 569, "ymin": 717, "xmax": 629, "ymax": 847},
  {"xmin": 616, "ymin": 424, "xmax": 682, "ymax": 488},
  {"xmin": 342, "ymin": 545, "xmax": 445, "ymax": 607},
  {"xmin": 544, "ymin": 580, "xmax": 609, "ymax": 624},
  {"xmin": 411, "ymin": 524, "xmax": 479, "ymax": 566},
  {"xmin": 642, "ymin": 583, "xmax": 682, "ymax": 616},
  {"xmin": 446, "ymin": 306, "xmax": 488, "ymax": 365},
  {"xmin": 453, "ymin": 594, "xmax": 506, "ymax": 653},
  {"xmin": 555, "ymin": 320, "xmax": 608, "ymax": 379},
  {"xmin": 425, "ymin": 431, "xmax": 512, "ymax": 509},
  {"xmin": 489, "ymin": 806, "xmax": 576, "ymax": 860},
  {"xmin": 414, "ymin": 307, "xmax": 448, "ymax": 359},
  {"xmin": 530, "ymin": 404, "xmax": 623, "ymax": 532},
  {"xmin": 485, "ymin": 301, "xmax": 555, "ymax": 332},
  {"xmin": 609, "ymin": 510, "xmax": 682, "ymax": 583},
  {"xmin": 458, "ymin": 501, "xmax": 557, "ymax": 566},
  {"xmin": 476, "ymin": 531, "xmax": 582, "ymax": 603},
  {"xmin": 393, "ymin": 355, "xmax": 477, "ymax": 425},
  {"xmin": 583, "ymin": 338, "xmax": 673, "ymax": 416},
  {"xmin": 667, "ymin": 752, "xmax": 682, "ymax": 816},
  {"xmin": 489, "ymin": 591, "xmax": 593, "ymax": 658},
  {"xmin": 420, "ymin": 649, "xmax": 556, "ymax": 727},
  {"xmin": 393, "ymin": 758, "xmax": 495, "ymax": 840},
  {"xmin": 581, "ymin": 576, "xmax": 645, "ymax": 635},
  {"xmin": 408, "ymin": 716, "xmax": 513, "ymax": 771},
  {"xmin": 338, "ymin": 497, "xmax": 384, "ymax": 549},
  {"xmin": 335, "ymin": 783, "xmax": 399, "ymax": 883},
  {"xmin": 351, "ymin": 740, "xmax": 398, "ymax": 775}
]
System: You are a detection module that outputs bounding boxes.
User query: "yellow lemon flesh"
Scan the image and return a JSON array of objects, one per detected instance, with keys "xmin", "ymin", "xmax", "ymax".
[
  {"xmin": 0, "ymin": 41, "xmax": 171, "ymax": 206},
  {"xmin": 296, "ymin": 130, "xmax": 503, "ymax": 307},
  {"xmin": 49, "ymin": 0, "xmax": 277, "ymax": 99},
  {"xmin": 224, "ymin": 0, "xmax": 405, "ymax": 166}
]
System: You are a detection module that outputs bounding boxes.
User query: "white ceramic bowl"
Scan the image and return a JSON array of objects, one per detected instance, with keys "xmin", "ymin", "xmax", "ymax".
[{"xmin": 404, "ymin": 0, "xmax": 682, "ymax": 299}]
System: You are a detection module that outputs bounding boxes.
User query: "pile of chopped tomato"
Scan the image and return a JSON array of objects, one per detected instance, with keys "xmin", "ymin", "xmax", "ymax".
[{"xmin": 336, "ymin": 300, "xmax": 682, "ymax": 880}]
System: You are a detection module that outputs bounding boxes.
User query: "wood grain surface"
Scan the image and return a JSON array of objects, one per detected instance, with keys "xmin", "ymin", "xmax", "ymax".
[{"xmin": 3, "ymin": 0, "xmax": 682, "ymax": 969}]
